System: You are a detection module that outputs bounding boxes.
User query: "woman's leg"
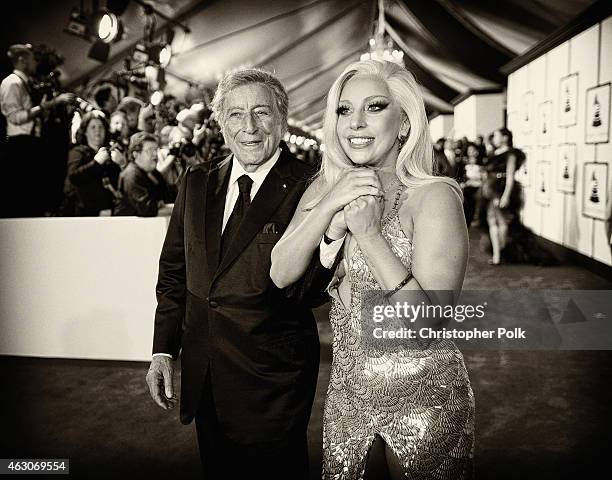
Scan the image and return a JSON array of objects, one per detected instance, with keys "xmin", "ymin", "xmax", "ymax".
[
  {"xmin": 322, "ymin": 392, "xmax": 375, "ymax": 480},
  {"xmin": 364, "ymin": 435, "xmax": 390, "ymax": 479},
  {"xmin": 383, "ymin": 440, "xmax": 405, "ymax": 480},
  {"xmin": 487, "ymin": 203, "xmax": 501, "ymax": 264},
  {"xmin": 497, "ymin": 210, "xmax": 509, "ymax": 250}
]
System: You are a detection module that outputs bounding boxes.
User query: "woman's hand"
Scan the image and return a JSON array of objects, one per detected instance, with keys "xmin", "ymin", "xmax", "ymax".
[
  {"xmin": 326, "ymin": 209, "xmax": 347, "ymax": 240},
  {"xmin": 94, "ymin": 147, "xmax": 110, "ymax": 165},
  {"xmin": 321, "ymin": 169, "xmax": 383, "ymax": 214},
  {"xmin": 344, "ymin": 195, "xmax": 383, "ymax": 240}
]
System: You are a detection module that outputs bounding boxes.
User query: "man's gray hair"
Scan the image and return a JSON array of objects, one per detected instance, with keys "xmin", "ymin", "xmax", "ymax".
[{"xmin": 211, "ymin": 68, "xmax": 289, "ymax": 132}]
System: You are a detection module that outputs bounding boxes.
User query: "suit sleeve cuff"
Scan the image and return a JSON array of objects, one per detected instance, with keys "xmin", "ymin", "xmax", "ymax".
[
  {"xmin": 152, "ymin": 353, "xmax": 173, "ymax": 359},
  {"xmin": 319, "ymin": 234, "xmax": 346, "ymax": 269}
]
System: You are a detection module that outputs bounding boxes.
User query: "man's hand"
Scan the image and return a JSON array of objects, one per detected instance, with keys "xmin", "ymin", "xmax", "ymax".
[
  {"xmin": 326, "ymin": 209, "xmax": 348, "ymax": 240},
  {"xmin": 156, "ymin": 150, "xmax": 176, "ymax": 174},
  {"xmin": 55, "ymin": 93, "xmax": 76, "ymax": 105},
  {"xmin": 41, "ymin": 93, "xmax": 76, "ymax": 111},
  {"xmin": 110, "ymin": 149, "xmax": 126, "ymax": 169},
  {"xmin": 192, "ymin": 123, "xmax": 208, "ymax": 146},
  {"xmin": 146, "ymin": 356, "xmax": 177, "ymax": 410}
]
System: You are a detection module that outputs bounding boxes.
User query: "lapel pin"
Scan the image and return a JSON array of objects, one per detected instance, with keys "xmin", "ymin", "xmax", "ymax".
[{"xmin": 282, "ymin": 183, "xmax": 287, "ymax": 189}]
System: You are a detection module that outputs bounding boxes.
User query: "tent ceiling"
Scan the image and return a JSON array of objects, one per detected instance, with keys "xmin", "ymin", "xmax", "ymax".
[{"xmin": 3, "ymin": 0, "xmax": 596, "ymax": 129}]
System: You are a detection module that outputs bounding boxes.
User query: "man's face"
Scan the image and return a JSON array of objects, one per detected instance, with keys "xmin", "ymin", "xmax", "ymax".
[
  {"xmin": 110, "ymin": 114, "xmax": 127, "ymax": 135},
  {"xmin": 20, "ymin": 51, "xmax": 37, "ymax": 76},
  {"xmin": 221, "ymin": 83, "xmax": 283, "ymax": 171},
  {"xmin": 134, "ymin": 140, "xmax": 158, "ymax": 172}
]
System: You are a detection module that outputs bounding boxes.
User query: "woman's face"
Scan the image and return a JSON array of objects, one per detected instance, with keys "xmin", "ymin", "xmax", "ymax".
[
  {"xmin": 85, "ymin": 118, "xmax": 106, "ymax": 150},
  {"xmin": 467, "ymin": 145, "xmax": 478, "ymax": 158},
  {"xmin": 493, "ymin": 130, "xmax": 504, "ymax": 148},
  {"xmin": 336, "ymin": 74, "xmax": 404, "ymax": 168}
]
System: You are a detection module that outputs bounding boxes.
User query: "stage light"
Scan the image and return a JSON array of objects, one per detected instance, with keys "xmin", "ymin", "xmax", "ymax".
[
  {"xmin": 88, "ymin": 40, "xmax": 110, "ymax": 62},
  {"xmin": 145, "ymin": 65, "xmax": 158, "ymax": 82},
  {"xmin": 159, "ymin": 44, "xmax": 172, "ymax": 68},
  {"xmin": 146, "ymin": 43, "xmax": 172, "ymax": 68},
  {"xmin": 95, "ymin": 12, "xmax": 122, "ymax": 44},
  {"xmin": 150, "ymin": 90, "xmax": 164, "ymax": 106}
]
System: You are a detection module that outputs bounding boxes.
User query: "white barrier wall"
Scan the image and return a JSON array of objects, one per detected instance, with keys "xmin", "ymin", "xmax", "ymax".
[
  {"xmin": 507, "ymin": 16, "xmax": 612, "ymax": 267},
  {"xmin": 0, "ymin": 217, "xmax": 170, "ymax": 361},
  {"xmin": 429, "ymin": 114, "xmax": 454, "ymax": 141},
  {"xmin": 453, "ymin": 92, "xmax": 505, "ymax": 140}
]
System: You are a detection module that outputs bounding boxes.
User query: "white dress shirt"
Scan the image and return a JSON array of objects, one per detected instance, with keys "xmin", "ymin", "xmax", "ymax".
[
  {"xmin": 222, "ymin": 148, "xmax": 282, "ymax": 232},
  {"xmin": 153, "ymin": 147, "xmax": 282, "ymax": 359},
  {"xmin": 0, "ymin": 70, "xmax": 35, "ymax": 137}
]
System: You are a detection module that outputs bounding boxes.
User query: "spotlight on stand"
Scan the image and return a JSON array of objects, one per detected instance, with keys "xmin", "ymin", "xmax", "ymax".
[
  {"xmin": 92, "ymin": 11, "xmax": 123, "ymax": 44},
  {"xmin": 87, "ymin": 9, "xmax": 124, "ymax": 63}
]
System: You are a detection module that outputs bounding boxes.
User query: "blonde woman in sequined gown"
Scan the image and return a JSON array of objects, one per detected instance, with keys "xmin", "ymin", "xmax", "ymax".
[{"xmin": 271, "ymin": 60, "xmax": 474, "ymax": 479}]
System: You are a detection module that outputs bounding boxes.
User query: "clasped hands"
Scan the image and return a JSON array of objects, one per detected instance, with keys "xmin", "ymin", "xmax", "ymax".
[{"xmin": 322, "ymin": 168, "xmax": 385, "ymax": 241}]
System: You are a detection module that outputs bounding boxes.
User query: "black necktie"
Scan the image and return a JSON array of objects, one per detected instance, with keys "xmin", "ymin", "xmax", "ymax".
[{"xmin": 221, "ymin": 174, "xmax": 253, "ymax": 256}]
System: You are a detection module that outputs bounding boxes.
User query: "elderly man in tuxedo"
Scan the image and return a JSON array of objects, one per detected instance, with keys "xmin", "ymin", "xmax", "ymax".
[{"xmin": 145, "ymin": 69, "xmax": 333, "ymax": 479}]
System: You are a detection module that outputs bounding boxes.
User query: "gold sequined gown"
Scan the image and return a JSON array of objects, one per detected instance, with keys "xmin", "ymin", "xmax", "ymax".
[{"xmin": 322, "ymin": 197, "xmax": 475, "ymax": 480}]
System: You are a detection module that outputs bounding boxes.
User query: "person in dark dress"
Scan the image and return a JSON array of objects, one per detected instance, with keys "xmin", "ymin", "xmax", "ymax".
[{"xmin": 482, "ymin": 127, "xmax": 523, "ymax": 264}]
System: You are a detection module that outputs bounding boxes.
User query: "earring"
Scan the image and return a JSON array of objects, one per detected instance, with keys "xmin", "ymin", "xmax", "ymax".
[{"xmin": 398, "ymin": 133, "xmax": 407, "ymax": 149}]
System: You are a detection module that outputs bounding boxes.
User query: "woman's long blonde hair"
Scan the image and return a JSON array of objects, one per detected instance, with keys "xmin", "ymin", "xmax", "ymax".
[{"xmin": 313, "ymin": 59, "xmax": 461, "ymax": 202}]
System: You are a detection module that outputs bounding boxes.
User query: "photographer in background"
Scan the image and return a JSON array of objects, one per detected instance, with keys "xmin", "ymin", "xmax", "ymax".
[
  {"xmin": 117, "ymin": 96, "xmax": 143, "ymax": 136},
  {"xmin": 137, "ymin": 102, "xmax": 156, "ymax": 134},
  {"xmin": 63, "ymin": 111, "xmax": 122, "ymax": 216},
  {"xmin": 108, "ymin": 110, "xmax": 129, "ymax": 167},
  {"xmin": 114, "ymin": 132, "xmax": 175, "ymax": 217},
  {"xmin": 0, "ymin": 43, "xmax": 74, "ymax": 217},
  {"xmin": 157, "ymin": 105, "xmax": 211, "ymax": 190}
]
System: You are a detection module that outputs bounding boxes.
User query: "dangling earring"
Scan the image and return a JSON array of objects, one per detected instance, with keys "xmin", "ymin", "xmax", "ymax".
[
  {"xmin": 398, "ymin": 132, "xmax": 407, "ymax": 149},
  {"xmin": 398, "ymin": 117, "xmax": 410, "ymax": 149}
]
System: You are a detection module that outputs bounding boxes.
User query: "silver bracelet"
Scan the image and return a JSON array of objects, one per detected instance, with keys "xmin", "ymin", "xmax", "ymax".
[{"xmin": 384, "ymin": 274, "xmax": 411, "ymax": 298}]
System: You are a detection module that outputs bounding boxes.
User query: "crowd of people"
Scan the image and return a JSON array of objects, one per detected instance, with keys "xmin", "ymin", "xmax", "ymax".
[
  {"xmin": 1, "ymin": 42, "xmax": 554, "ymax": 266},
  {"xmin": 59, "ymin": 97, "xmax": 225, "ymax": 217},
  {"xmin": 434, "ymin": 129, "xmax": 555, "ymax": 265},
  {"xmin": 0, "ymin": 43, "xmax": 318, "ymax": 219}
]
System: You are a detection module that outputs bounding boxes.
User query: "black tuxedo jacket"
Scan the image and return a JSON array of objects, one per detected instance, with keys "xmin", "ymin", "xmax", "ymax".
[{"xmin": 153, "ymin": 146, "xmax": 332, "ymax": 444}]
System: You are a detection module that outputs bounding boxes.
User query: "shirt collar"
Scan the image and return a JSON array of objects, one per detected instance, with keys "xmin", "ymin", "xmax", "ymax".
[
  {"xmin": 228, "ymin": 147, "xmax": 282, "ymax": 189},
  {"xmin": 13, "ymin": 70, "xmax": 29, "ymax": 83}
]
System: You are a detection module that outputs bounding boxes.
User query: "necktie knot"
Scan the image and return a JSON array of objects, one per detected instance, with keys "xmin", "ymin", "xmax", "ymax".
[{"xmin": 237, "ymin": 174, "xmax": 253, "ymax": 196}]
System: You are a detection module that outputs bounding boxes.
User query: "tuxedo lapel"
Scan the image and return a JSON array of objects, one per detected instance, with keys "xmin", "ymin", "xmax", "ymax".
[
  {"xmin": 214, "ymin": 149, "xmax": 295, "ymax": 280},
  {"xmin": 205, "ymin": 157, "xmax": 231, "ymax": 274}
]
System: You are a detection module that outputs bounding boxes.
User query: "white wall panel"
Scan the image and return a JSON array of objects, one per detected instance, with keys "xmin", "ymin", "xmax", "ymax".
[{"xmin": 507, "ymin": 16, "xmax": 612, "ymax": 267}]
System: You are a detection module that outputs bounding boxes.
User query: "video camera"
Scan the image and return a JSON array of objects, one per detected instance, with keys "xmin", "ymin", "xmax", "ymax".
[{"xmin": 169, "ymin": 138, "xmax": 196, "ymax": 158}]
